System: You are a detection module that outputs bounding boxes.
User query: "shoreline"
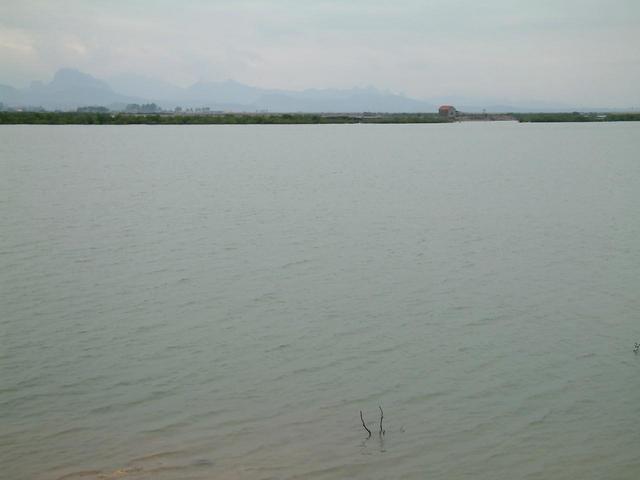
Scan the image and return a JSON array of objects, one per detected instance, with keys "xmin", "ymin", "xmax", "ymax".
[{"xmin": 1, "ymin": 111, "xmax": 639, "ymax": 125}]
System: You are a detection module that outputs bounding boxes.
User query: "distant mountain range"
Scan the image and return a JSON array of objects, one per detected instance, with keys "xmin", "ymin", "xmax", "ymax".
[
  {"xmin": 0, "ymin": 68, "xmax": 440, "ymax": 112},
  {"xmin": 0, "ymin": 69, "xmax": 142, "ymax": 111},
  {"xmin": 0, "ymin": 68, "xmax": 629, "ymax": 113}
]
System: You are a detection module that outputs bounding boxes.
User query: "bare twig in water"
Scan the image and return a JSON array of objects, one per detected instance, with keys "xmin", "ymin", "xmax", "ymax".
[
  {"xmin": 360, "ymin": 410, "xmax": 372, "ymax": 437},
  {"xmin": 379, "ymin": 406, "xmax": 385, "ymax": 436}
]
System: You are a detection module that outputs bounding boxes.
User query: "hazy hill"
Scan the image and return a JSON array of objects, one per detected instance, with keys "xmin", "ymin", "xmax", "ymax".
[
  {"xmin": 107, "ymin": 73, "xmax": 185, "ymax": 102},
  {"xmin": 0, "ymin": 68, "xmax": 436, "ymax": 112},
  {"xmin": 0, "ymin": 84, "xmax": 20, "ymax": 104},
  {"xmin": 105, "ymin": 74, "xmax": 436, "ymax": 112},
  {"xmin": 0, "ymin": 68, "xmax": 621, "ymax": 113},
  {"xmin": 0, "ymin": 69, "xmax": 139, "ymax": 110}
]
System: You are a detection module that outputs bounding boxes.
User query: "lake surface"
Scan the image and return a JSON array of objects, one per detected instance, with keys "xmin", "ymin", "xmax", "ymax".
[{"xmin": 1, "ymin": 123, "xmax": 639, "ymax": 480}]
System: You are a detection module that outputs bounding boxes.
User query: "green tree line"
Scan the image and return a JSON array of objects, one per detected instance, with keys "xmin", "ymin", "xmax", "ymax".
[
  {"xmin": 514, "ymin": 112, "xmax": 640, "ymax": 122},
  {"xmin": 0, "ymin": 111, "xmax": 450, "ymax": 125}
]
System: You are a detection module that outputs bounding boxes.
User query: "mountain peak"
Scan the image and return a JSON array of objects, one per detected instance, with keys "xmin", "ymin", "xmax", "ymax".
[{"xmin": 50, "ymin": 68, "xmax": 111, "ymax": 91}]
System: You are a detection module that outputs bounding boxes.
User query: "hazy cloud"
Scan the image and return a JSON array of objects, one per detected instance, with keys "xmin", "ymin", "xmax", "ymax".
[{"xmin": 1, "ymin": 0, "xmax": 639, "ymax": 106}]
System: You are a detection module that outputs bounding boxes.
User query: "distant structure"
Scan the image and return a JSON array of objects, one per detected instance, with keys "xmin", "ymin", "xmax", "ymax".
[
  {"xmin": 125, "ymin": 103, "xmax": 161, "ymax": 114},
  {"xmin": 77, "ymin": 106, "xmax": 109, "ymax": 113},
  {"xmin": 438, "ymin": 105, "xmax": 457, "ymax": 119}
]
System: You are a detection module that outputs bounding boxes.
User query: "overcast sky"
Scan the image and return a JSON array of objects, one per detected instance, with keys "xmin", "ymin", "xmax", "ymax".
[{"xmin": 1, "ymin": 0, "xmax": 639, "ymax": 106}]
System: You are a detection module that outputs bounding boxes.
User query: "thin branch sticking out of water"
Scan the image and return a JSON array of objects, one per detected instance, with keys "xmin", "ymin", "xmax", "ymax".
[
  {"xmin": 360, "ymin": 410, "xmax": 372, "ymax": 437},
  {"xmin": 379, "ymin": 406, "xmax": 385, "ymax": 436}
]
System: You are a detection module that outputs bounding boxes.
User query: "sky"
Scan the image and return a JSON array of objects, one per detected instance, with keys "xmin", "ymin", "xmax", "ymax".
[{"xmin": 1, "ymin": 0, "xmax": 639, "ymax": 107}]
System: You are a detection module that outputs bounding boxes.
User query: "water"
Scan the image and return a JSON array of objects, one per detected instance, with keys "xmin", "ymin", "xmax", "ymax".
[{"xmin": 1, "ymin": 123, "xmax": 639, "ymax": 480}]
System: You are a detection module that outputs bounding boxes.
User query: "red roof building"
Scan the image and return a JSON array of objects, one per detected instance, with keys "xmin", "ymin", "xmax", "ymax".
[{"xmin": 438, "ymin": 105, "xmax": 457, "ymax": 118}]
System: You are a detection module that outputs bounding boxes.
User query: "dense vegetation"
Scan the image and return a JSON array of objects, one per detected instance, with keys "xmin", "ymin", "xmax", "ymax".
[
  {"xmin": 514, "ymin": 112, "xmax": 640, "ymax": 122},
  {"xmin": 600, "ymin": 112, "xmax": 640, "ymax": 121},
  {"xmin": 0, "ymin": 111, "xmax": 449, "ymax": 125},
  {"xmin": 1, "ymin": 111, "xmax": 638, "ymax": 124}
]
